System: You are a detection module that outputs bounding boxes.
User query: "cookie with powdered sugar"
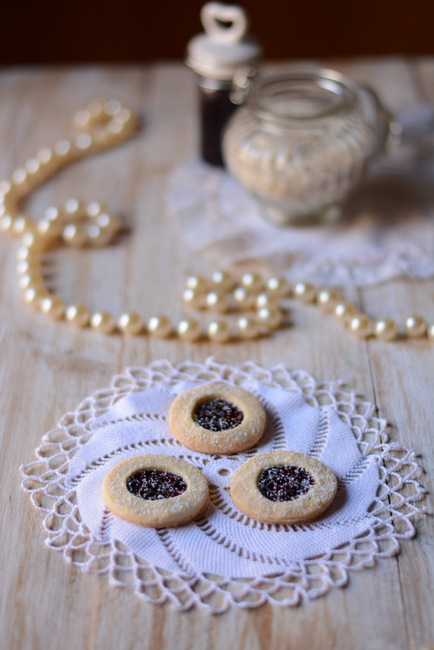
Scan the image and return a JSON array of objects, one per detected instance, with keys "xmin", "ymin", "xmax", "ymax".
[
  {"xmin": 230, "ymin": 451, "xmax": 337, "ymax": 524},
  {"xmin": 168, "ymin": 382, "xmax": 267, "ymax": 455},
  {"xmin": 102, "ymin": 454, "xmax": 209, "ymax": 528}
]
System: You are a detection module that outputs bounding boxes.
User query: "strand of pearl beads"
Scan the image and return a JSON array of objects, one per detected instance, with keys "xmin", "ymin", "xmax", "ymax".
[
  {"xmin": 3, "ymin": 99, "xmax": 433, "ymax": 343},
  {"xmin": 182, "ymin": 274, "xmax": 433, "ymax": 343},
  {"xmin": 181, "ymin": 271, "xmax": 287, "ymax": 342},
  {"xmin": 2, "ymin": 99, "xmax": 284, "ymax": 342},
  {"xmin": 186, "ymin": 275, "xmax": 434, "ymax": 342},
  {"xmin": 293, "ymin": 281, "xmax": 434, "ymax": 342},
  {"xmin": 1, "ymin": 99, "xmax": 148, "ymax": 334}
]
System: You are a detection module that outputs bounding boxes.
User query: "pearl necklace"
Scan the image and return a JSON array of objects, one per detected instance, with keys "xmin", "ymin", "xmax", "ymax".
[
  {"xmin": 1, "ymin": 99, "xmax": 433, "ymax": 343},
  {"xmin": 182, "ymin": 274, "xmax": 434, "ymax": 342}
]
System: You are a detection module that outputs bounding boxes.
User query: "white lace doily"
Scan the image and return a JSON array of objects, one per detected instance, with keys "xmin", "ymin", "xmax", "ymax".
[
  {"xmin": 167, "ymin": 149, "xmax": 434, "ymax": 287},
  {"xmin": 21, "ymin": 359, "xmax": 425, "ymax": 613}
]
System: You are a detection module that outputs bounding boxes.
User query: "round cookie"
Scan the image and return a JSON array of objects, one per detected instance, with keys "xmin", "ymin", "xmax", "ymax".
[
  {"xmin": 168, "ymin": 382, "xmax": 267, "ymax": 454},
  {"xmin": 102, "ymin": 454, "xmax": 209, "ymax": 528},
  {"xmin": 230, "ymin": 451, "xmax": 337, "ymax": 524}
]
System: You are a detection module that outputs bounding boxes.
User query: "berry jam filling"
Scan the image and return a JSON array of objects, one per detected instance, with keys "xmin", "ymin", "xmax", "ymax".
[
  {"xmin": 258, "ymin": 465, "xmax": 315, "ymax": 502},
  {"xmin": 126, "ymin": 469, "xmax": 187, "ymax": 500},
  {"xmin": 193, "ymin": 398, "xmax": 244, "ymax": 431}
]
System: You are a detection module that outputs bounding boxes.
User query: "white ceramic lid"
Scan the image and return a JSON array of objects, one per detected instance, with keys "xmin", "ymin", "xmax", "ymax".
[{"xmin": 187, "ymin": 2, "xmax": 261, "ymax": 80}]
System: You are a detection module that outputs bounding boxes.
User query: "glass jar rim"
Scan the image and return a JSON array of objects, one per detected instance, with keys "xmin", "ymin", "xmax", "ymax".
[{"xmin": 247, "ymin": 69, "xmax": 359, "ymax": 126}]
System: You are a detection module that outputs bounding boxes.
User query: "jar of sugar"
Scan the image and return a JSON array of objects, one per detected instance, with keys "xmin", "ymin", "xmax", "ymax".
[{"xmin": 223, "ymin": 68, "xmax": 392, "ymax": 225}]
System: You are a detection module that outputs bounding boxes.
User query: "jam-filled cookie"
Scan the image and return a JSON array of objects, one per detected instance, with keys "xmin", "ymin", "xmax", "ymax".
[
  {"xmin": 230, "ymin": 451, "xmax": 337, "ymax": 524},
  {"xmin": 102, "ymin": 454, "xmax": 209, "ymax": 528},
  {"xmin": 168, "ymin": 382, "xmax": 267, "ymax": 455}
]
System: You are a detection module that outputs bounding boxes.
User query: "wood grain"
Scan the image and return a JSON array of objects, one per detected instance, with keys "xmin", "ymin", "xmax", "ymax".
[{"xmin": 0, "ymin": 59, "xmax": 432, "ymax": 650}]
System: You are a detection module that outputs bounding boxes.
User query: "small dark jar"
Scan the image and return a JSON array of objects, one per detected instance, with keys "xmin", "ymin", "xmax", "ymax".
[{"xmin": 186, "ymin": 2, "xmax": 261, "ymax": 167}]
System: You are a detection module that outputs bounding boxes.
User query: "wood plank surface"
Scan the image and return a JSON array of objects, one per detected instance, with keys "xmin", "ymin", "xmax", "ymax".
[{"xmin": 0, "ymin": 59, "xmax": 432, "ymax": 650}]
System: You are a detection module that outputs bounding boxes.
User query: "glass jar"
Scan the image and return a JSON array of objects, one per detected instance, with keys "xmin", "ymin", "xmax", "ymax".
[{"xmin": 223, "ymin": 68, "xmax": 392, "ymax": 225}]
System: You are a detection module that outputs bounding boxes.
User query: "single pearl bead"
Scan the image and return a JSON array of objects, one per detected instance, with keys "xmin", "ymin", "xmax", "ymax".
[
  {"xmin": 317, "ymin": 289, "xmax": 340, "ymax": 312},
  {"xmin": 86, "ymin": 202, "xmax": 103, "ymax": 217},
  {"xmin": 18, "ymin": 273, "xmax": 45, "ymax": 291},
  {"xmin": 107, "ymin": 119, "xmax": 124, "ymax": 135},
  {"xmin": 182, "ymin": 288, "xmax": 205, "ymax": 309},
  {"xmin": 75, "ymin": 133, "xmax": 93, "ymax": 152},
  {"xmin": 104, "ymin": 99, "xmax": 122, "ymax": 116},
  {"xmin": 21, "ymin": 231, "xmax": 44, "ymax": 250},
  {"xmin": 257, "ymin": 306, "xmax": 283, "ymax": 330},
  {"xmin": 62, "ymin": 223, "xmax": 89, "ymax": 246},
  {"xmin": 16, "ymin": 246, "xmax": 40, "ymax": 264},
  {"xmin": 12, "ymin": 168, "xmax": 27, "ymax": 184},
  {"xmin": 66, "ymin": 303, "xmax": 90, "ymax": 328},
  {"xmin": 54, "ymin": 139, "xmax": 74, "ymax": 164},
  {"xmin": 12, "ymin": 215, "xmax": 35, "ymax": 236},
  {"xmin": 25, "ymin": 158, "xmax": 41, "ymax": 177},
  {"xmin": 374, "ymin": 318, "xmax": 398, "ymax": 341},
  {"xmin": 255, "ymin": 293, "xmax": 279, "ymax": 310},
  {"xmin": 241, "ymin": 272, "xmax": 263, "ymax": 293},
  {"xmin": 205, "ymin": 291, "xmax": 230, "ymax": 313},
  {"xmin": 0, "ymin": 180, "xmax": 12, "ymax": 196},
  {"xmin": 91, "ymin": 310, "xmax": 116, "ymax": 334},
  {"xmin": 427, "ymin": 322, "xmax": 434, "ymax": 340},
  {"xmin": 40, "ymin": 295, "xmax": 65, "ymax": 320},
  {"xmin": 0, "ymin": 214, "xmax": 15, "ymax": 233},
  {"xmin": 148, "ymin": 314, "xmax": 172, "ymax": 338},
  {"xmin": 177, "ymin": 318, "xmax": 201, "ymax": 341},
  {"xmin": 93, "ymin": 212, "xmax": 110, "ymax": 228},
  {"xmin": 0, "ymin": 179, "xmax": 12, "ymax": 195},
  {"xmin": 45, "ymin": 206, "xmax": 65, "ymax": 223},
  {"xmin": 185, "ymin": 275, "xmax": 208, "ymax": 293},
  {"xmin": 37, "ymin": 218, "xmax": 63, "ymax": 240},
  {"xmin": 87, "ymin": 224, "xmax": 115, "ymax": 247},
  {"xmin": 405, "ymin": 315, "xmax": 426, "ymax": 338},
  {"xmin": 211, "ymin": 270, "xmax": 235, "ymax": 291},
  {"xmin": 266, "ymin": 276, "xmax": 291, "ymax": 297},
  {"xmin": 348, "ymin": 314, "xmax": 373, "ymax": 339},
  {"xmin": 23, "ymin": 287, "xmax": 49, "ymax": 308},
  {"xmin": 114, "ymin": 119, "xmax": 134, "ymax": 137},
  {"xmin": 118, "ymin": 311, "xmax": 144, "ymax": 335},
  {"xmin": 207, "ymin": 319, "xmax": 232, "ymax": 343},
  {"xmin": 117, "ymin": 107, "xmax": 132, "ymax": 124},
  {"xmin": 37, "ymin": 147, "xmax": 55, "ymax": 168},
  {"xmin": 74, "ymin": 108, "xmax": 92, "ymax": 129},
  {"xmin": 16, "ymin": 246, "xmax": 30, "ymax": 263},
  {"xmin": 293, "ymin": 281, "xmax": 316, "ymax": 303},
  {"xmin": 237, "ymin": 316, "xmax": 260, "ymax": 340},
  {"xmin": 334, "ymin": 301, "xmax": 357, "ymax": 321},
  {"xmin": 64, "ymin": 198, "xmax": 84, "ymax": 217},
  {"xmin": 17, "ymin": 260, "xmax": 37, "ymax": 276},
  {"xmin": 95, "ymin": 213, "xmax": 122, "ymax": 233},
  {"xmin": 233, "ymin": 286, "xmax": 255, "ymax": 309},
  {"xmin": 11, "ymin": 168, "xmax": 28, "ymax": 193}
]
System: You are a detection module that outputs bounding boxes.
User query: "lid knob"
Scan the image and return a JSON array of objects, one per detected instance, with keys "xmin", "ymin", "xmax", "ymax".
[
  {"xmin": 186, "ymin": 2, "xmax": 261, "ymax": 81},
  {"xmin": 201, "ymin": 2, "xmax": 248, "ymax": 44}
]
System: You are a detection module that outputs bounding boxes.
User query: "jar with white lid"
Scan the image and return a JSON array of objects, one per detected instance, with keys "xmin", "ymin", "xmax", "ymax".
[
  {"xmin": 186, "ymin": 2, "xmax": 261, "ymax": 166},
  {"xmin": 222, "ymin": 68, "xmax": 392, "ymax": 225}
]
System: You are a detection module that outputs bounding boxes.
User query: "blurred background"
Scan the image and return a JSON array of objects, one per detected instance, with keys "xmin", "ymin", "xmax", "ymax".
[{"xmin": 1, "ymin": 0, "xmax": 434, "ymax": 65}]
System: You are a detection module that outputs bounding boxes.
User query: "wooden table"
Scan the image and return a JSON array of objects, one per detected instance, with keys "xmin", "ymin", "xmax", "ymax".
[{"xmin": 1, "ymin": 59, "xmax": 433, "ymax": 650}]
